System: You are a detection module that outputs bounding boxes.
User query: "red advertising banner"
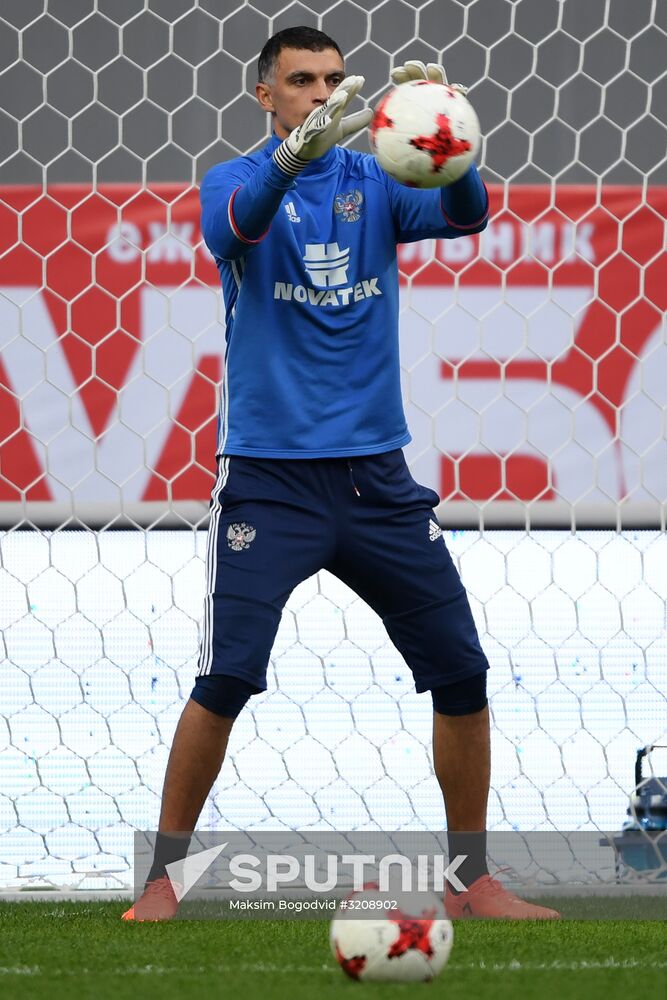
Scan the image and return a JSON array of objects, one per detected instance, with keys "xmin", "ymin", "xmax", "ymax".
[{"xmin": 0, "ymin": 185, "xmax": 665, "ymax": 523}]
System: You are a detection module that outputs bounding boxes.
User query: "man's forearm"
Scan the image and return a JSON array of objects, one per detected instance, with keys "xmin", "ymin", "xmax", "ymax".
[
  {"xmin": 224, "ymin": 157, "xmax": 296, "ymax": 243},
  {"xmin": 440, "ymin": 165, "xmax": 489, "ymax": 230}
]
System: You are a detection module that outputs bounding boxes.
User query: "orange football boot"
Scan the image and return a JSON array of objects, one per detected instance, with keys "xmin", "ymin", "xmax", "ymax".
[
  {"xmin": 446, "ymin": 874, "xmax": 560, "ymax": 920},
  {"xmin": 121, "ymin": 875, "xmax": 181, "ymax": 922}
]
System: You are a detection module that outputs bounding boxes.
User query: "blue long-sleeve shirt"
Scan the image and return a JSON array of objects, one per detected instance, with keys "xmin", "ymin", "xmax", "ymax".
[{"xmin": 200, "ymin": 134, "xmax": 488, "ymax": 458}]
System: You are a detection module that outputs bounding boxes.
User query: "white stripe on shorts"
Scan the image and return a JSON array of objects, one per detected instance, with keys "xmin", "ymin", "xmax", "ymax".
[{"xmin": 197, "ymin": 455, "xmax": 230, "ymax": 676}]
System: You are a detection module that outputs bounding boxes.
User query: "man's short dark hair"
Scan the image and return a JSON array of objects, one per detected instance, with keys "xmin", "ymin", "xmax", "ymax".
[{"xmin": 257, "ymin": 26, "xmax": 344, "ymax": 84}]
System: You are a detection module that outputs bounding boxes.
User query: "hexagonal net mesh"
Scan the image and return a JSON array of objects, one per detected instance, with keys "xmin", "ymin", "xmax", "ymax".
[{"xmin": 0, "ymin": 0, "xmax": 666, "ymax": 890}]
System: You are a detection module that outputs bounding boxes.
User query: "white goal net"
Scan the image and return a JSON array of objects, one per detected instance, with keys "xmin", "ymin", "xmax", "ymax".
[{"xmin": 1, "ymin": 0, "xmax": 666, "ymax": 891}]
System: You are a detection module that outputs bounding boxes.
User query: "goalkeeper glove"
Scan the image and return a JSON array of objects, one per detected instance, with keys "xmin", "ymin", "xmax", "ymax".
[
  {"xmin": 391, "ymin": 59, "xmax": 468, "ymax": 96},
  {"xmin": 273, "ymin": 75, "xmax": 373, "ymax": 177}
]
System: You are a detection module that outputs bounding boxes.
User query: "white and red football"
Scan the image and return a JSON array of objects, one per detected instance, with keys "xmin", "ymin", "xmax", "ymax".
[
  {"xmin": 330, "ymin": 888, "xmax": 454, "ymax": 983},
  {"xmin": 369, "ymin": 80, "xmax": 481, "ymax": 188}
]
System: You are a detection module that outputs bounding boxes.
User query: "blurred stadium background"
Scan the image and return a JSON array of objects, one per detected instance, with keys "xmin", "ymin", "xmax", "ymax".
[{"xmin": 0, "ymin": 0, "xmax": 665, "ymax": 892}]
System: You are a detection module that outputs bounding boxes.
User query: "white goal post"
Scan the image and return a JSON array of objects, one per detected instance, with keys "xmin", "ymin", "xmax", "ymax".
[{"xmin": 0, "ymin": 0, "xmax": 666, "ymax": 891}]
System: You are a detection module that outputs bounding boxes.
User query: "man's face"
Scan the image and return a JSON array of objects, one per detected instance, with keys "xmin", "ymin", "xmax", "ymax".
[{"xmin": 256, "ymin": 47, "xmax": 345, "ymax": 139}]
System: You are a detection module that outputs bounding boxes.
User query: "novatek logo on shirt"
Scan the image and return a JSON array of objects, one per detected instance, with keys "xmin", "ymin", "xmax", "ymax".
[
  {"xmin": 274, "ymin": 242, "xmax": 382, "ymax": 307},
  {"xmin": 303, "ymin": 242, "xmax": 350, "ymax": 287}
]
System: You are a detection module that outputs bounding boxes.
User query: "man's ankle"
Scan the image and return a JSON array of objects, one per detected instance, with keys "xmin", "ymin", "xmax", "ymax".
[
  {"xmin": 446, "ymin": 831, "xmax": 488, "ymax": 893},
  {"xmin": 145, "ymin": 831, "xmax": 192, "ymax": 887}
]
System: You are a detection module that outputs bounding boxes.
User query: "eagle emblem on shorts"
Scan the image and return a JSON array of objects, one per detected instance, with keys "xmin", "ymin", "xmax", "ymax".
[
  {"xmin": 334, "ymin": 189, "xmax": 363, "ymax": 222},
  {"xmin": 227, "ymin": 522, "xmax": 256, "ymax": 551}
]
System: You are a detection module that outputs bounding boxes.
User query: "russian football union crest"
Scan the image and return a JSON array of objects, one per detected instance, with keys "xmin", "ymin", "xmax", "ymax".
[
  {"xmin": 227, "ymin": 522, "xmax": 256, "ymax": 551},
  {"xmin": 334, "ymin": 189, "xmax": 363, "ymax": 222}
]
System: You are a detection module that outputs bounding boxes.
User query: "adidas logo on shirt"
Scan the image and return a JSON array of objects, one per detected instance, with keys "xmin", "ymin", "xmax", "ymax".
[{"xmin": 284, "ymin": 201, "xmax": 300, "ymax": 223}]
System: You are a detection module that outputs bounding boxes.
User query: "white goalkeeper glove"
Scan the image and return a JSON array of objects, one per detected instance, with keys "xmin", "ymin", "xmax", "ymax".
[
  {"xmin": 391, "ymin": 59, "xmax": 468, "ymax": 96},
  {"xmin": 273, "ymin": 75, "xmax": 373, "ymax": 177}
]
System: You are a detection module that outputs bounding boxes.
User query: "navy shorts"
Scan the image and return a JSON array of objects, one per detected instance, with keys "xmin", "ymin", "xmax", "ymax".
[{"xmin": 197, "ymin": 450, "xmax": 489, "ymax": 693}]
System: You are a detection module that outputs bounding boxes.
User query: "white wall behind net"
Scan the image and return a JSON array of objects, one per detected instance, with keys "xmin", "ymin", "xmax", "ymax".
[
  {"xmin": 1, "ymin": 0, "xmax": 666, "ymax": 889},
  {"xmin": 2, "ymin": 529, "xmax": 665, "ymax": 889}
]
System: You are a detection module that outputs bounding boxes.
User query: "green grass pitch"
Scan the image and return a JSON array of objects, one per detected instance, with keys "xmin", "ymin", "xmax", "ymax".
[{"xmin": 0, "ymin": 900, "xmax": 665, "ymax": 1000}]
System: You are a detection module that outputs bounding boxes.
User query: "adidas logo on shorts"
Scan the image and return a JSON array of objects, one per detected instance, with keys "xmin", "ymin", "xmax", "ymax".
[{"xmin": 429, "ymin": 519, "xmax": 443, "ymax": 541}]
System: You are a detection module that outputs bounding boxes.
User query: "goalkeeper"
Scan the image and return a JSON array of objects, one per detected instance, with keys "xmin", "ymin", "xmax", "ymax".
[{"xmin": 124, "ymin": 25, "xmax": 558, "ymax": 922}]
